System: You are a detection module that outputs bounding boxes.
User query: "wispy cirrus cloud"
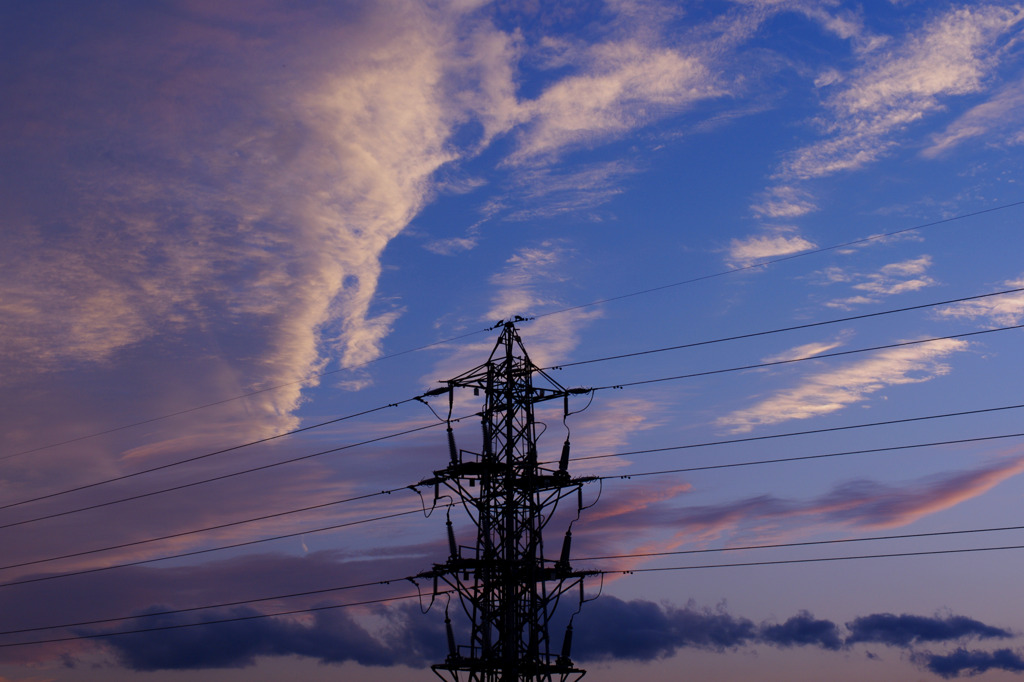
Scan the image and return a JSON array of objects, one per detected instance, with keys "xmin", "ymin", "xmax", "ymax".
[
  {"xmin": 819, "ymin": 255, "xmax": 938, "ymax": 309},
  {"xmin": 923, "ymin": 78, "xmax": 1024, "ymax": 157},
  {"xmin": 780, "ymin": 5, "xmax": 1024, "ymax": 180},
  {"xmin": 511, "ymin": 40, "xmax": 724, "ymax": 163},
  {"xmin": 751, "ymin": 185, "xmax": 819, "ymax": 218},
  {"xmin": 937, "ymin": 275, "xmax": 1024, "ymax": 325},
  {"xmin": 0, "ymin": 1, "xmax": 524, "ymax": 454},
  {"xmin": 760, "ymin": 337, "xmax": 847, "ymax": 364},
  {"xmin": 717, "ymin": 338, "xmax": 967, "ymax": 433},
  {"xmin": 579, "ymin": 454, "xmax": 1024, "ymax": 553},
  {"xmin": 727, "ymin": 229, "xmax": 817, "ymax": 266}
]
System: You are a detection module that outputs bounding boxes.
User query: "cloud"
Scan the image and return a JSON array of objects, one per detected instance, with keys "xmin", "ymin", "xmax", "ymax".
[
  {"xmin": 0, "ymin": 0, "xmax": 537, "ymax": 475},
  {"xmin": 571, "ymin": 598, "xmax": 1010, "ymax": 666},
  {"xmin": 96, "ymin": 607, "xmax": 407, "ymax": 670},
  {"xmin": 580, "ymin": 455, "xmax": 1024, "ymax": 548},
  {"xmin": 847, "ymin": 613, "xmax": 1013, "ymax": 647},
  {"xmin": 760, "ymin": 338, "xmax": 846, "ymax": 364},
  {"xmin": 761, "ymin": 611, "xmax": 843, "ymax": 650},
  {"xmin": 924, "ymin": 79, "xmax": 1024, "ymax": 157},
  {"xmin": 751, "ymin": 185, "xmax": 819, "ymax": 218},
  {"xmin": 717, "ymin": 338, "xmax": 967, "ymax": 433},
  {"xmin": 937, "ymin": 276, "xmax": 1024, "ymax": 325},
  {"xmin": 819, "ymin": 256, "xmax": 937, "ymax": 308},
  {"xmin": 572, "ymin": 596, "xmax": 758, "ymax": 660},
  {"xmin": 914, "ymin": 648, "xmax": 1024, "ymax": 678},
  {"xmin": 727, "ymin": 231, "xmax": 817, "ymax": 266},
  {"xmin": 504, "ymin": 161, "xmax": 637, "ymax": 221},
  {"xmin": 511, "ymin": 40, "xmax": 723, "ymax": 162},
  {"xmin": 779, "ymin": 5, "xmax": 1024, "ymax": 179}
]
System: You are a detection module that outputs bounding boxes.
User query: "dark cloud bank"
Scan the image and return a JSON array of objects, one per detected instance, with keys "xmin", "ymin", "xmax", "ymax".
[{"xmin": 89, "ymin": 595, "xmax": 1021, "ymax": 678}]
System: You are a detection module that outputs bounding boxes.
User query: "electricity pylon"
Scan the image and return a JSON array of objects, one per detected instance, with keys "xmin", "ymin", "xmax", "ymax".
[{"xmin": 413, "ymin": 319, "xmax": 596, "ymax": 682}]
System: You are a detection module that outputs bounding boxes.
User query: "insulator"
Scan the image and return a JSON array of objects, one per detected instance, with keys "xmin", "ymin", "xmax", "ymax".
[
  {"xmin": 447, "ymin": 427, "xmax": 458, "ymax": 465},
  {"xmin": 558, "ymin": 529, "xmax": 572, "ymax": 567},
  {"xmin": 558, "ymin": 439, "xmax": 571, "ymax": 472},
  {"xmin": 433, "ymin": 482, "xmax": 440, "ymax": 501},
  {"xmin": 447, "ymin": 518, "xmax": 458, "ymax": 559},
  {"xmin": 560, "ymin": 623, "xmax": 574, "ymax": 660},
  {"xmin": 446, "ymin": 614, "xmax": 457, "ymax": 659}
]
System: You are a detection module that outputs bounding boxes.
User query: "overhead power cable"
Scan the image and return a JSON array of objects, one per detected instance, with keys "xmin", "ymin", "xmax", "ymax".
[
  {"xmin": 0, "ymin": 508, "xmax": 425, "ymax": 589},
  {"xmin": 0, "ymin": 590, "xmax": 445, "ymax": 649},
  {"xmin": 7, "ymin": 541, "xmax": 1024, "ymax": 648},
  {"xmin": 578, "ymin": 523, "xmax": 1024, "ymax": 563},
  {"xmin": 0, "ymin": 488, "xmax": 406, "ymax": 572},
  {"xmin": 535, "ymin": 199, "xmax": 1024, "ymax": 321},
  {"xmin": 0, "ymin": 418, "xmax": 448, "ymax": 531},
  {"xmin": 1, "ymin": 398, "xmax": 418, "ymax": 513},
  {"xmin": 0, "ymin": 575, "xmax": 407, "ymax": 636},
  {"xmin": 11, "ymin": 519, "xmax": 1024, "ymax": 639},
  {"xmin": 1, "ymin": 328, "xmax": 491, "ymax": 463},
  {"xmin": 21, "ymin": 427, "xmax": 1023, "ymax": 586},
  {"xmin": 571, "ymin": 401, "xmax": 1024, "ymax": 463},
  {"xmin": 9, "ymin": 201, "xmax": 1021, "ymax": 466},
  {"xmin": 587, "ymin": 430, "xmax": 1024, "ymax": 479},
  {"xmin": 591, "ymin": 323, "xmax": 1024, "ymax": 391},
  {"xmin": 599, "ymin": 543, "xmax": 1024, "ymax": 575},
  {"xmin": 550, "ymin": 285, "xmax": 1024, "ymax": 370}
]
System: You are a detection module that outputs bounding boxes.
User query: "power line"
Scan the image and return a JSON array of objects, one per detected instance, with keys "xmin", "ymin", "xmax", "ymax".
[
  {"xmin": 534, "ymin": 199, "xmax": 1024, "ymax": 321},
  {"xmin": 0, "ymin": 488, "xmax": 407, "ymax": 572},
  {"xmin": 571, "ymin": 401, "xmax": 1024, "ymax": 462},
  {"xmin": 0, "ymin": 590, "xmax": 444, "ymax": 649},
  {"xmin": 14, "ymin": 316, "xmax": 1018, "ymax": 522},
  {"xmin": 10, "ymin": 201, "xmax": 1022, "ymax": 465},
  {"xmin": 0, "ymin": 575, "xmax": 405, "ymax": 636},
  {"xmin": 588, "ymin": 431, "xmax": 1024, "ymax": 479},
  {"xmin": 578, "ymin": 523, "xmax": 1024, "ymax": 562},
  {"xmin": 0, "ymin": 508, "xmax": 426, "ymax": 589},
  {"xmin": 0, "ymin": 418, "xmax": 448, "ymax": 531},
  {"xmin": 601, "ymin": 543, "xmax": 1024, "ymax": 575},
  {"xmin": 22, "ymin": 425, "xmax": 1015, "ymax": 583},
  {"xmin": 8, "ymin": 539, "xmax": 1024, "ymax": 648},
  {"xmin": 591, "ymin": 323, "xmax": 1024, "ymax": 391},
  {"xmin": 549, "ymin": 286, "xmax": 1024, "ymax": 370},
  {"xmin": 0, "ymin": 329, "xmax": 491, "ymax": 463},
  {"xmin": 1, "ymin": 398, "xmax": 418, "ymax": 513},
  {"xmin": 13, "ymin": 519, "xmax": 1024, "ymax": 638}
]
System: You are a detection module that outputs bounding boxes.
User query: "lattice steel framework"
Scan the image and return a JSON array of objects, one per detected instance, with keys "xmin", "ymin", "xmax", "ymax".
[{"xmin": 414, "ymin": 320, "xmax": 595, "ymax": 682}]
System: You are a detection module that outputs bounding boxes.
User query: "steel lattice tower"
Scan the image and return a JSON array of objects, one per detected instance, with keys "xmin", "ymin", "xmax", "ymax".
[{"xmin": 414, "ymin": 319, "xmax": 595, "ymax": 682}]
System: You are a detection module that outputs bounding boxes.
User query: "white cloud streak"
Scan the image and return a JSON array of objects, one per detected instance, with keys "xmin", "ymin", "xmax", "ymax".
[
  {"xmin": 717, "ymin": 338, "xmax": 969, "ymax": 432},
  {"xmin": 511, "ymin": 40, "xmax": 724, "ymax": 163},
  {"xmin": 727, "ymin": 231, "xmax": 817, "ymax": 266},
  {"xmin": 938, "ymin": 275, "xmax": 1024, "ymax": 325},
  {"xmin": 780, "ymin": 5, "xmax": 1024, "ymax": 179},
  {"xmin": 820, "ymin": 256, "xmax": 937, "ymax": 308},
  {"xmin": 924, "ymin": 77, "xmax": 1024, "ymax": 156}
]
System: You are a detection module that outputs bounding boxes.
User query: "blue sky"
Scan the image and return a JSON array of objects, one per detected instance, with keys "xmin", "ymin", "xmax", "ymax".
[{"xmin": 3, "ymin": 1, "xmax": 1024, "ymax": 680}]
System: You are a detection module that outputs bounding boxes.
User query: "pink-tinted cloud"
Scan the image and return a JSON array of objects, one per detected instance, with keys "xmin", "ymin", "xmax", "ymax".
[{"xmin": 576, "ymin": 454, "xmax": 1024, "ymax": 553}]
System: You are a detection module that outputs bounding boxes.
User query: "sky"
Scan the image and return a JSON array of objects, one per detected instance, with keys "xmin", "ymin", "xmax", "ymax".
[{"xmin": 3, "ymin": 0, "xmax": 1024, "ymax": 680}]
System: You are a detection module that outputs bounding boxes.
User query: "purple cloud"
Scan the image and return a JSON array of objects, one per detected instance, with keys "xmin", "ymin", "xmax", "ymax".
[
  {"xmin": 846, "ymin": 613, "xmax": 1013, "ymax": 647},
  {"xmin": 914, "ymin": 648, "xmax": 1024, "ymax": 678}
]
